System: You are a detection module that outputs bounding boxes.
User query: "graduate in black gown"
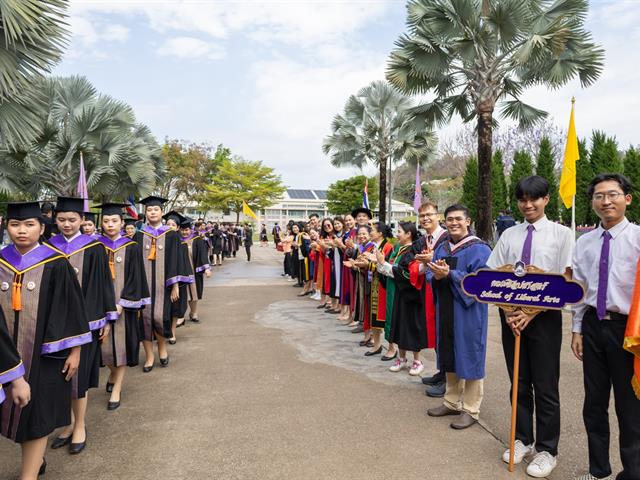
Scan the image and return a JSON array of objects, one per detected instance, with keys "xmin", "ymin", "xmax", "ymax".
[
  {"xmin": 0, "ymin": 201, "xmax": 90, "ymax": 478},
  {"xmin": 47, "ymin": 197, "xmax": 117, "ymax": 454},
  {"xmin": 134, "ymin": 198, "xmax": 185, "ymax": 370},
  {"xmin": 179, "ymin": 217, "xmax": 211, "ymax": 322},
  {"xmin": 0, "ymin": 306, "xmax": 30, "ymax": 408},
  {"xmin": 124, "ymin": 218, "xmax": 137, "ymax": 238},
  {"xmin": 96, "ymin": 203, "xmax": 150, "ymax": 410}
]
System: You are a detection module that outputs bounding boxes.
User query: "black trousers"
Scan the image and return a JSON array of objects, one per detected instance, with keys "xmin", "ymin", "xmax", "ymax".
[
  {"xmin": 582, "ymin": 307, "xmax": 640, "ymax": 479},
  {"xmin": 245, "ymin": 245, "xmax": 251, "ymax": 261},
  {"xmin": 500, "ymin": 309, "xmax": 562, "ymax": 455}
]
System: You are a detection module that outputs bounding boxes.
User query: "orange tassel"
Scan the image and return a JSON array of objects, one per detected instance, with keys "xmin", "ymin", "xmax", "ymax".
[
  {"xmin": 108, "ymin": 252, "xmax": 116, "ymax": 280},
  {"xmin": 148, "ymin": 238, "xmax": 156, "ymax": 261},
  {"xmin": 12, "ymin": 274, "xmax": 22, "ymax": 312}
]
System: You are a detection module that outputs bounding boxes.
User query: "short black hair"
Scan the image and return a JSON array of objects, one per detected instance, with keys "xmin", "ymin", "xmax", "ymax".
[
  {"xmin": 444, "ymin": 204, "xmax": 471, "ymax": 219},
  {"xmin": 374, "ymin": 221, "xmax": 393, "ymax": 238},
  {"xmin": 398, "ymin": 221, "xmax": 419, "ymax": 241},
  {"xmin": 587, "ymin": 173, "xmax": 633, "ymax": 198},
  {"xmin": 309, "ymin": 213, "xmax": 320, "ymax": 219},
  {"xmin": 41, "ymin": 202, "xmax": 55, "ymax": 214},
  {"xmin": 515, "ymin": 175, "xmax": 549, "ymax": 200}
]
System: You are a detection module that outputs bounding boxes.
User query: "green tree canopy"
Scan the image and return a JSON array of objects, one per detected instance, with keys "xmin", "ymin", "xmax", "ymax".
[
  {"xmin": 322, "ymin": 80, "xmax": 437, "ymax": 223},
  {"xmin": 326, "ymin": 175, "xmax": 379, "ymax": 215},
  {"xmin": 509, "ymin": 150, "xmax": 534, "ymax": 221},
  {"xmin": 386, "ymin": 0, "xmax": 604, "ymax": 240},
  {"xmin": 535, "ymin": 137, "xmax": 559, "ymax": 220},
  {"xmin": 201, "ymin": 156, "xmax": 286, "ymax": 223},
  {"xmin": 574, "ymin": 139, "xmax": 595, "ymax": 226},
  {"xmin": 158, "ymin": 141, "xmax": 224, "ymax": 210},
  {"xmin": 491, "ymin": 150, "xmax": 508, "ymax": 219},
  {"xmin": 590, "ymin": 131, "xmax": 623, "ymax": 174},
  {"xmin": 461, "ymin": 157, "xmax": 479, "ymax": 220},
  {"xmin": 624, "ymin": 146, "xmax": 640, "ymax": 223}
]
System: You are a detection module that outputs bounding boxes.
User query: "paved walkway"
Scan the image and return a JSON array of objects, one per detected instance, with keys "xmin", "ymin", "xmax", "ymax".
[{"xmin": 0, "ymin": 246, "xmax": 619, "ymax": 479}]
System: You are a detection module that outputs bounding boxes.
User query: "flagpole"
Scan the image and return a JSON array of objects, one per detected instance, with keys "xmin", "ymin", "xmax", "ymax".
[{"xmin": 571, "ymin": 195, "xmax": 576, "ymax": 237}]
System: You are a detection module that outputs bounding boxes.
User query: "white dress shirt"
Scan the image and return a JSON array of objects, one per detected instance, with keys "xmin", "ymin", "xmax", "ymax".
[
  {"xmin": 571, "ymin": 218, "xmax": 640, "ymax": 333},
  {"xmin": 487, "ymin": 215, "xmax": 574, "ymax": 273},
  {"xmin": 63, "ymin": 231, "xmax": 83, "ymax": 243}
]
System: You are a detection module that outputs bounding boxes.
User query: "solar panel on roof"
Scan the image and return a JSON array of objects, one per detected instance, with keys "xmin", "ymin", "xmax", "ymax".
[
  {"xmin": 287, "ymin": 189, "xmax": 315, "ymax": 199},
  {"xmin": 313, "ymin": 190, "xmax": 327, "ymax": 199}
]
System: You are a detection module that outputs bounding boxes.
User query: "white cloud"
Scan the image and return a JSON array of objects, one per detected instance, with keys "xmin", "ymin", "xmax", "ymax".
[{"xmin": 157, "ymin": 37, "xmax": 225, "ymax": 60}]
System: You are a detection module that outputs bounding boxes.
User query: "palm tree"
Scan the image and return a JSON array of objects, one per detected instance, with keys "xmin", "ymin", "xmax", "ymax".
[
  {"xmin": 323, "ymin": 80, "xmax": 437, "ymax": 222},
  {"xmin": 0, "ymin": 76, "xmax": 164, "ymax": 200},
  {"xmin": 0, "ymin": 0, "xmax": 68, "ymax": 149},
  {"xmin": 386, "ymin": 0, "xmax": 604, "ymax": 239}
]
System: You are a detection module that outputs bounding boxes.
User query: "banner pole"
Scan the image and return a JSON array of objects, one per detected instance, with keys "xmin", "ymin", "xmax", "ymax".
[
  {"xmin": 571, "ymin": 195, "xmax": 576, "ymax": 237},
  {"xmin": 508, "ymin": 334, "xmax": 521, "ymax": 472}
]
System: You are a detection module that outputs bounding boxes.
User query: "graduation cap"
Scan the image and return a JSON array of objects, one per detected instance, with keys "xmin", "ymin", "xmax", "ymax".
[
  {"xmin": 5, "ymin": 201, "xmax": 43, "ymax": 221},
  {"xmin": 83, "ymin": 212, "xmax": 96, "ymax": 223},
  {"xmin": 180, "ymin": 216, "xmax": 194, "ymax": 229},
  {"xmin": 162, "ymin": 210, "xmax": 184, "ymax": 225},
  {"xmin": 124, "ymin": 217, "xmax": 137, "ymax": 227},
  {"xmin": 350, "ymin": 207, "xmax": 373, "ymax": 219},
  {"xmin": 139, "ymin": 196, "xmax": 168, "ymax": 207},
  {"xmin": 55, "ymin": 196, "xmax": 85, "ymax": 214},
  {"xmin": 95, "ymin": 203, "xmax": 127, "ymax": 217}
]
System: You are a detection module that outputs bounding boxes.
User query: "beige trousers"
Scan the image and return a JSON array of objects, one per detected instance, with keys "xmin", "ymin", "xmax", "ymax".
[{"xmin": 443, "ymin": 373, "xmax": 484, "ymax": 419}]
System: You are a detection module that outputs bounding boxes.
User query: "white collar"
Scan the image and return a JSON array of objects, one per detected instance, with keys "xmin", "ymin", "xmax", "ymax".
[{"xmin": 63, "ymin": 231, "xmax": 82, "ymax": 243}]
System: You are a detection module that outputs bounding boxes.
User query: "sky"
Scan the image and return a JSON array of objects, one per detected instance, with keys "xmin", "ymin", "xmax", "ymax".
[{"xmin": 54, "ymin": 0, "xmax": 640, "ymax": 190}]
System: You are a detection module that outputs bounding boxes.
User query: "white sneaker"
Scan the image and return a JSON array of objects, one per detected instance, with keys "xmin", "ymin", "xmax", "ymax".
[
  {"xmin": 574, "ymin": 474, "xmax": 612, "ymax": 480},
  {"xmin": 526, "ymin": 451, "xmax": 557, "ymax": 478},
  {"xmin": 389, "ymin": 358, "xmax": 408, "ymax": 372},
  {"xmin": 502, "ymin": 440, "xmax": 535, "ymax": 464},
  {"xmin": 409, "ymin": 360, "xmax": 424, "ymax": 376}
]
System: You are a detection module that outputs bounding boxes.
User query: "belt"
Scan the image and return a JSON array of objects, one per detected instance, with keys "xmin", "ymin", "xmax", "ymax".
[{"xmin": 587, "ymin": 306, "xmax": 627, "ymax": 321}]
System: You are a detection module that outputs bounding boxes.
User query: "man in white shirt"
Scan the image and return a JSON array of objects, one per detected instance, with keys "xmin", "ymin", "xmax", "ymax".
[
  {"xmin": 487, "ymin": 176, "xmax": 574, "ymax": 478},
  {"xmin": 571, "ymin": 173, "xmax": 640, "ymax": 480}
]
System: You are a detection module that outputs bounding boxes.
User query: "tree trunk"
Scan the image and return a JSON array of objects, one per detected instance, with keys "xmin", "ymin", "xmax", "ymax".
[
  {"xmin": 378, "ymin": 158, "xmax": 387, "ymax": 223},
  {"xmin": 476, "ymin": 110, "xmax": 493, "ymax": 241},
  {"xmin": 387, "ymin": 156, "xmax": 393, "ymax": 225},
  {"xmin": 236, "ymin": 210, "xmax": 240, "ymax": 224}
]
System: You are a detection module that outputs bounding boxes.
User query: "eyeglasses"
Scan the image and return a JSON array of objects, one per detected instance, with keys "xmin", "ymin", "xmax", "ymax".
[
  {"xmin": 592, "ymin": 191, "xmax": 625, "ymax": 202},
  {"xmin": 418, "ymin": 212, "xmax": 438, "ymax": 218},
  {"xmin": 445, "ymin": 216, "xmax": 467, "ymax": 223}
]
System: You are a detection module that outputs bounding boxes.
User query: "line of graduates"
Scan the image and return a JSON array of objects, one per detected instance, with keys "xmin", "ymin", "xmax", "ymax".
[
  {"xmin": 0, "ymin": 195, "xmax": 212, "ymax": 479},
  {"xmin": 283, "ymin": 172, "xmax": 640, "ymax": 480}
]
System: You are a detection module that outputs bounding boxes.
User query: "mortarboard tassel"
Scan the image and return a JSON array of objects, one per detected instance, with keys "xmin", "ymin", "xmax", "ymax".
[
  {"xmin": 108, "ymin": 252, "xmax": 116, "ymax": 280},
  {"xmin": 12, "ymin": 274, "xmax": 22, "ymax": 312},
  {"xmin": 148, "ymin": 238, "xmax": 157, "ymax": 261}
]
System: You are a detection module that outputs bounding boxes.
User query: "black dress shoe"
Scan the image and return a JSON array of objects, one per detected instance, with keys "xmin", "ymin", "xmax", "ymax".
[
  {"xmin": 160, "ymin": 356, "xmax": 170, "ymax": 367},
  {"xmin": 168, "ymin": 338, "xmax": 177, "ymax": 345},
  {"xmin": 364, "ymin": 347, "xmax": 382, "ymax": 356},
  {"xmin": 190, "ymin": 316, "xmax": 200, "ymax": 323},
  {"xmin": 69, "ymin": 430, "xmax": 87, "ymax": 455},
  {"xmin": 142, "ymin": 364, "xmax": 154, "ymax": 373},
  {"xmin": 421, "ymin": 371, "xmax": 445, "ymax": 386},
  {"xmin": 107, "ymin": 400, "xmax": 121, "ymax": 411},
  {"xmin": 51, "ymin": 436, "xmax": 71, "ymax": 449},
  {"xmin": 381, "ymin": 352, "xmax": 397, "ymax": 361},
  {"xmin": 425, "ymin": 382, "xmax": 446, "ymax": 398},
  {"xmin": 106, "ymin": 382, "xmax": 114, "ymax": 393},
  {"xmin": 39, "ymin": 458, "xmax": 46, "ymax": 476}
]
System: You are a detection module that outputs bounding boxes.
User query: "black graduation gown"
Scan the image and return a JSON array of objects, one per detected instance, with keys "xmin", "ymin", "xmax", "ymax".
[
  {"xmin": 0, "ymin": 307, "xmax": 23, "ymax": 405},
  {"xmin": 0, "ymin": 244, "xmax": 91, "ymax": 442},
  {"xmin": 185, "ymin": 235, "xmax": 209, "ymax": 300},
  {"xmin": 175, "ymin": 240, "xmax": 195, "ymax": 318},
  {"xmin": 98, "ymin": 236, "xmax": 150, "ymax": 367},
  {"xmin": 389, "ymin": 247, "xmax": 428, "ymax": 352},
  {"xmin": 47, "ymin": 234, "xmax": 118, "ymax": 399},
  {"xmin": 211, "ymin": 230, "xmax": 223, "ymax": 255},
  {"xmin": 134, "ymin": 226, "xmax": 182, "ymax": 340}
]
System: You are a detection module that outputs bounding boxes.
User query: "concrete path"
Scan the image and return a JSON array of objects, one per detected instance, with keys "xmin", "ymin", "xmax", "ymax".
[{"xmin": 0, "ymin": 246, "xmax": 621, "ymax": 479}]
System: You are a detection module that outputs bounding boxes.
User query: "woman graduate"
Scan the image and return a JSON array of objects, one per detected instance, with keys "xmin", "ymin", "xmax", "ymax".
[
  {"xmin": 179, "ymin": 217, "xmax": 211, "ymax": 322},
  {"xmin": 160, "ymin": 211, "xmax": 193, "ymax": 345},
  {"xmin": 0, "ymin": 307, "xmax": 30, "ymax": 408},
  {"xmin": 134, "ymin": 197, "xmax": 185, "ymax": 371},
  {"xmin": 81, "ymin": 212, "xmax": 99, "ymax": 238},
  {"xmin": 47, "ymin": 197, "xmax": 117, "ymax": 455},
  {"xmin": 0, "ymin": 201, "xmax": 91, "ymax": 479},
  {"xmin": 123, "ymin": 218, "xmax": 137, "ymax": 238},
  {"xmin": 96, "ymin": 203, "xmax": 150, "ymax": 410}
]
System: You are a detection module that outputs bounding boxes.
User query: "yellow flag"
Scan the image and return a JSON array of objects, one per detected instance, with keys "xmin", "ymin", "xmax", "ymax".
[
  {"xmin": 242, "ymin": 201, "xmax": 258, "ymax": 221},
  {"xmin": 559, "ymin": 98, "xmax": 580, "ymax": 209}
]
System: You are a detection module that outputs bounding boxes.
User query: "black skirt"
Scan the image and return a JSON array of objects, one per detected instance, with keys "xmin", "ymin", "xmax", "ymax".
[{"xmin": 73, "ymin": 331, "xmax": 100, "ymax": 399}]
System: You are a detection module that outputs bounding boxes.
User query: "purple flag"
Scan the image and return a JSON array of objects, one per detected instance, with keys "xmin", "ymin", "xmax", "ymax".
[
  {"xmin": 413, "ymin": 163, "xmax": 422, "ymax": 213},
  {"xmin": 76, "ymin": 152, "xmax": 89, "ymax": 212}
]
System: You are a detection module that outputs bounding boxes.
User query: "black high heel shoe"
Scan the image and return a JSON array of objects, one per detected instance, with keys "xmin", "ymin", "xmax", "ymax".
[
  {"xmin": 107, "ymin": 399, "xmax": 121, "ymax": 411},
  {"xmin": 69, "ymin": 428, "xmax": 87, "ymax": 455},
  {"xmin": 364, "ymin": 346, "xmax": 383, "ymax": 356},
  {"xmin": 106, "ymin": 382, "xmax": 114, "ymax": 393},
  {"xmin": 39, "ymin": 458, "xmax": 46, "ymax": 476},
  {"xmin": 51, "ymin": 435, "xmax": 71, "ymax": 449},
  {"xmin": 159, "ymin": 356, "xmax": 170, "ymax": 367},
  {"xmin": 142, "ymin": 363, "xmax": 154, "ymax": 373}
]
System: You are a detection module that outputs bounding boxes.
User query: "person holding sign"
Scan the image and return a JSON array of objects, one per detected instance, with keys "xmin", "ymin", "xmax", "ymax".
[
  {"xmin": 425, "ymin": 204, "xmax": 491, "ymax": 430},
  {"xmin": 487, "ymin": 176, "xmax": 574, "ymax": 477},
  {"xmin": 571, "ymin": 173, "xmax": 640, "ymax": 480}
]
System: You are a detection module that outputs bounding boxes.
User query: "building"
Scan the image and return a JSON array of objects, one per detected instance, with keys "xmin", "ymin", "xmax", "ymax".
[{"xmin": 183, "ymin": 188, "xmax": 415, "ymax": 229}]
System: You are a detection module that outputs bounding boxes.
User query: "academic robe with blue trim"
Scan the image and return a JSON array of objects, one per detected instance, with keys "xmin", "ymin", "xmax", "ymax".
[
  {"xmin": 429, "ymin": 235, "xmax": 491, "ymax": 380},
  {"xmin": 47, "ymin": 233, "xmax": 118, "ymax": 399},
  {"xmin": 0, "ymin": 244, "xmax": 91, "ymax": 442}
]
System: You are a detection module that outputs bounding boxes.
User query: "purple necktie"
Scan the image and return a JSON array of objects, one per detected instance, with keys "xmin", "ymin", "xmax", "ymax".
[
  {"xmin": 520, "ymin": 224, "xmax": 535, "ymax": 265},
  {"xmin": 597, "ymin": 231, "xmax": 612, "ymax": 320}
]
